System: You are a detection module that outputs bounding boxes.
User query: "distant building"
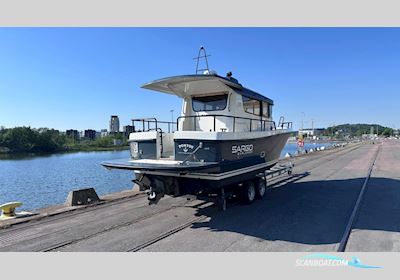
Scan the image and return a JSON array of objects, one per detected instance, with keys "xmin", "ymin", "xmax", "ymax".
[
  {"xmin": 84, "ymin": 129, "xmax": 96, "ymax": 140},
  {"xmin": 100, "ymin": 129, "xmax": 108, "ymax": 138},
  {"xmin": 123, "ymin": 125, "xmax": 135, "ymax": 138},
  {"xmin": 298, "ymin": 128, "xmax": 325, "ymax": 138},
  {"xmin": 66, "ymin": 129, "xmax": 79, "ymax": 140},
  {"xmin": 109, "ymin": 115, "xmax": 120, "ymax": 133},
  {"xmin": 362, "ymin": 133, "xmax": 378, "ymax": 140}
]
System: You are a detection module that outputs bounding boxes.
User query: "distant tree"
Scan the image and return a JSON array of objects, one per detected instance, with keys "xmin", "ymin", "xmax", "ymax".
[
  {"xmin": 381, "ymin": 128, "xmax": 393, "ymax": 137},
  {"xmin": 34, "ymin": 128, "xmax": 66, "ymax": 152},
  {"xmin": 1, "ymin": 127, "xmax": 37, "ymax": 152},
  {"xmin": 324, "ymin": 124, "xmax": 390, "ymax": 137},
  {"xmin": 114, "ymin": 132, "xmax": 124, "ymax": 140},
  {"xmin": 0, "ymin": 126, "xmax": 66, "ymax": 153},
  {"xmin": 94, "ymin": 135, "xmax": 114, "ymax": 147}
]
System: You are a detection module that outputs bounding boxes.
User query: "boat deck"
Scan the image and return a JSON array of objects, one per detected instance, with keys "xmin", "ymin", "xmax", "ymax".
[{"xmin": 102, "ymin": 158, "xmax": 219, "ymax": 171}]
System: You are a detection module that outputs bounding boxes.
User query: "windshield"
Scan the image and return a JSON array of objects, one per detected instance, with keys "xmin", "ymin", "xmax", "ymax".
[{"xmin": 192, "ymin": 94, "xmax": 228, "ymax": 112}]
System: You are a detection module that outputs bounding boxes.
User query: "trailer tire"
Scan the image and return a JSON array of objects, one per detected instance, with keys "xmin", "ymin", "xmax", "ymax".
[
  {"xmin": 255, "ymin": 178, "xmax": 266, "ymax": 199},
  {"xmin": 240, "ymin": 180, "xmax": 256, "ymax": 204}
]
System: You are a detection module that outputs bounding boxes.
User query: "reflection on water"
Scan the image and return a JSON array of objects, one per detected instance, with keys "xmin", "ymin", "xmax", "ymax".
[{"xmin": 1, "ymin": 142, "xmax": 334, "ymax": 211}]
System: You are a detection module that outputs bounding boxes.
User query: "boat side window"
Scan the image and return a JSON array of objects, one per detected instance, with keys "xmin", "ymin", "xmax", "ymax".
[
  {"xmin": 262, "ymin": 102, "xmax": 273, "ymax": 118},
  {"xmin": 269, "ymin": 104, "xmax": 273, "ymax": 118},
  {"xmin": 192, "ymin": 94, "xmax": 228, "ymax": 112},
  {"xmin": 242, "ymin": 96, "xmax": 261, "ymax": 116}
]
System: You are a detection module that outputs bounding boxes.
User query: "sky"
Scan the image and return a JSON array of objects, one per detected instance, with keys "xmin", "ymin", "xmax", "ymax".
[{"xmin": 0, "ymin": 28, "xmax": 399, "ymax": 131}]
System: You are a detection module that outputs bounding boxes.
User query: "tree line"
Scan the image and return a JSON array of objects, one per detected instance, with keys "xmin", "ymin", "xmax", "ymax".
[
  {"xmin": 0, "ymin": 126, "xmax": 127, "ymax": 154},
  {"xmin": 323, "ymin": 123, "xmax": 395, "ymax": 137}
]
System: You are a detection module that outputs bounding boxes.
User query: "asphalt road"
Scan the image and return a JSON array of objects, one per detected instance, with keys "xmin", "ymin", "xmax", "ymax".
[
  {"xmin": 1, "ymin": 141, "xmax": 399, "ymax": 252},
  {"xmin": 345, "ymin": 140, "xmax": 400, "ymax": 251}
]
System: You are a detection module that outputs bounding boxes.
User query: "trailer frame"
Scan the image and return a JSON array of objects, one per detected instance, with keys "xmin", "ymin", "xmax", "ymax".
[{"xmin": 199, "ymin": 162, "xmax": 294, "ymax": 211}]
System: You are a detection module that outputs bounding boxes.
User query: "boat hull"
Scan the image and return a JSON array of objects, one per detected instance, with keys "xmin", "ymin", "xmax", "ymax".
[
  {"xmin": 102, "ymin": 131, "xmax": 291, "ymax": 185},
  {"xmin": 174, "ymin": 131, "xmax": 291, "ymax": 174}
]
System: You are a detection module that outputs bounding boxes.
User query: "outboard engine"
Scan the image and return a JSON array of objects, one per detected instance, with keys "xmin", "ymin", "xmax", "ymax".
[
  {"xmin": 134, "ymin": 175, "xmax": 179, "ymax": 205},
  {"xmin": 148, "ymin": 176, "xmax": 166, "ymax": 205}
]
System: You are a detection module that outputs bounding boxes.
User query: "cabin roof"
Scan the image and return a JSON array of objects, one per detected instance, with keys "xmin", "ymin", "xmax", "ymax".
[{"xmin": 141, "ymin": 74, "xmax": 274, "ymax": 105}]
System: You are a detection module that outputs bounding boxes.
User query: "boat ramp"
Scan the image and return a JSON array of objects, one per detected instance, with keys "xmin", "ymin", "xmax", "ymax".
[{"xmin": 1, "ymin": 140, "xmax": 400, "ymax": 252}]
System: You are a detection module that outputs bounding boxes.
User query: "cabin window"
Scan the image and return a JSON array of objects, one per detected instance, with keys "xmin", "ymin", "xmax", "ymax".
[
  {"xmin": 242, "ymin": 96, "xmax": 261, "ymax": 116},
  {"xmin": 192, "ymin": 94, "xmax": 228, "ymax": 112},
  {"xmin": 262, "ymin": 102, "xmax": 273, "ymax": 118}
]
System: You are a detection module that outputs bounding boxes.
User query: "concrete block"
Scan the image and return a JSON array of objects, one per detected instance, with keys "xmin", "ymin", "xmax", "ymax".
[{"xmin": 65, "ymin": 188, "xmax": 100, "ymax": 206}]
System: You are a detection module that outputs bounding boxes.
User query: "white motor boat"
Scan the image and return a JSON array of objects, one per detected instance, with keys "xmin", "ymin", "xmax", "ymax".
[{"xmin": 103, "ymin": 47, "xmax": 292, "ymax": 207}]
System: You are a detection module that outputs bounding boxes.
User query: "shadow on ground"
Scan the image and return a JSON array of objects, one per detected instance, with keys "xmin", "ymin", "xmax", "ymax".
[{"xmin": 191, "ymin": 175, "xmax": 400, "ymax": 246}]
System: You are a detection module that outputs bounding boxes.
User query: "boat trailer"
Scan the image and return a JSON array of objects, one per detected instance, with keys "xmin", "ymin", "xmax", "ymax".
[
  {"xmin": 196, "ymin": 162, "xmax": 294, "ymax": 211},
  {"xmin": 133, "ymin": 162, "xmax": 293, "ymax": 211}
]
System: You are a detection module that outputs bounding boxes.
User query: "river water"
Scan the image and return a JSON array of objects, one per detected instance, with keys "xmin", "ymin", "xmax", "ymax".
[{"xmin": 0, "ymin": 142, "xmax": 332, "ymax": 211}]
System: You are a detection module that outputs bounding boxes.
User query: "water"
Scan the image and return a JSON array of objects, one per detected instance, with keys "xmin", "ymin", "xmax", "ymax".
[
  {"xmin": 1, "ymin": 142, "xmax": 334, "ymax": 211},
  {"xmin": 280, "ymin": 142, "xmax": 334, "ymax": 158},
  {"xmin": 0, "ymin": 150, "xmax": 133, "ymax": 211}
]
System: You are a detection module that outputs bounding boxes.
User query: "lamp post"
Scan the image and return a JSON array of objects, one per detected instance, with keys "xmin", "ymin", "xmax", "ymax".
[
  {"xmin": 170, "ymin": 109, "xmax": 174, "ymax": 132},
  {"xmin": 299, "ymin": 112, "xmax": 305, "ymax": 138}
]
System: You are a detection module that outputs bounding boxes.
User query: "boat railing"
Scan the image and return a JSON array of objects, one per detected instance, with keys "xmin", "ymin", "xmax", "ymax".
[
  {"xmin": 176, "ymin": 114, "xmax": 279, "ymax": 132},
  {"xmin": 278, "ymin": 121, "xmax": 293, "ymax": 129},
  {"xmin": 131, "ymin": 115, "xmax": 291, "ymax": 133},
  {"xmin": 131, "ymin": 118, "xmax": 177, "ymax": 133},
  {"xmin": 277, "ymin": 116, "xmax": 293, "ymax": 129}
]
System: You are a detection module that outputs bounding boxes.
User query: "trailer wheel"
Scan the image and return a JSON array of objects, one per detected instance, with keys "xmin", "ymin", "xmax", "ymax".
[
  {"xmin": 255, "ymin": 178, "xmax": 266, "ymax": 199},
  {"xmin": 240, "ymin": 180, "xmax": 256, "ymax": 204}
]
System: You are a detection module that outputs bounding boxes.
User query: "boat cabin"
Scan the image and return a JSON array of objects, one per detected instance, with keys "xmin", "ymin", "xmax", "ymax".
[
  {"xmin": 129, "ymin": 73, "xmax": 285, "ymax": 161},
  {"xmin": 141, "ymin": 73, "xmax": 275, "ymax": 133}
]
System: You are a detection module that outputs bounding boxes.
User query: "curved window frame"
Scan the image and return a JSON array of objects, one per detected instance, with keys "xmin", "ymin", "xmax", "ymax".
[
  {"xmin": 242, "ymin": 95, "xmax": 261, "ymax": 116},
  {"xmin": 262, "ymin": 101, "xmax": 273, "ymax": 118},
  {"xmin": 192, "ymin": 93, "xmax": 229, "ymax": 112}
]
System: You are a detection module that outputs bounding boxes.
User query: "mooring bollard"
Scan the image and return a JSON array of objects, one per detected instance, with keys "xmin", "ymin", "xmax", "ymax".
[{"xmin": 0, "ymin": 202, "xmax": 23, "ymax": 220}]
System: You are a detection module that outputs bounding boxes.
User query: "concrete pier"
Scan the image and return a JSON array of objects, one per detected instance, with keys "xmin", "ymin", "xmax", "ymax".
[{"xmin": 1, "ymin": 140, "xmax": 399, "ymax": 252}]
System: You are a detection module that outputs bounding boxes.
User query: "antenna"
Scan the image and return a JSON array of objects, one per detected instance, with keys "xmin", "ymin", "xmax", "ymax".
[{"xmin": 194, "ymin": 46, "xmax": 211, "ymax": 74}]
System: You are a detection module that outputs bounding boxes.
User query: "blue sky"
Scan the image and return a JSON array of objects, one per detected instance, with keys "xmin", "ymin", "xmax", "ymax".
[{"xmin": 0, "ymin": 28, "xmax": 399, "ymax": 131}]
